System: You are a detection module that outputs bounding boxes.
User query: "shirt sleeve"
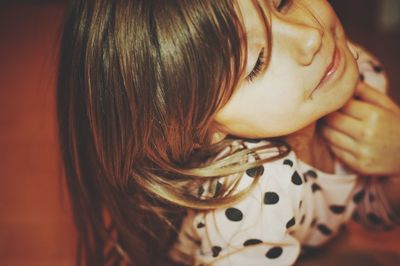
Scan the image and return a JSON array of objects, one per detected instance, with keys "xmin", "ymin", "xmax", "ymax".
[
  {"xmin": 169, "ymin": 145, "xmax": 306, "ymax": 266},
  {"xmin": 168, "ymin": 44, "xmax": 396, "ymax": 265},
  {"xmin": 347, "ymin": 43, "xmax": 400, "ymax": 229}
]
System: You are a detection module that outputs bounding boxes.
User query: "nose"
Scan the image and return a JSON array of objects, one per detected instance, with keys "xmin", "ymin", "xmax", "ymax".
[{"xmin": 274, "ymin": 18, "xmax": 323, "ymax": 66}]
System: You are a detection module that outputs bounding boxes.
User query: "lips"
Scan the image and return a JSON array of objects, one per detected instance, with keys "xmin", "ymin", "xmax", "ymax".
[{"xmin": 314, "ymin": 46, "xmax": 340, "ymax": 91}]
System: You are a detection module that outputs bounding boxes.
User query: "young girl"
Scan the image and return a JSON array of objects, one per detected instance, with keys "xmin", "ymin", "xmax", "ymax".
[{"xmin": 56, "ymin": 0, "xmax": 400, "ymax": 265}]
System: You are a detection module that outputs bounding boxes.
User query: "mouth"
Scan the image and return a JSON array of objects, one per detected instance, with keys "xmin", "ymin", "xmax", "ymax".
[{"xmin": 313, "ymin": 45, "xmax": 341, "ymax": 92}]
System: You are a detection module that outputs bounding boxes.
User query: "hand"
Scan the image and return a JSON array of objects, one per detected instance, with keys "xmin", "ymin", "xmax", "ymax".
[{"xmin": 321, "ymin": 81, "xmax": 400, "ymax": 175}]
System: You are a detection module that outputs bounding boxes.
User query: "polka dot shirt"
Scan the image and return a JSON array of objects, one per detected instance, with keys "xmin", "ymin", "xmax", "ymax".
[{"xmin": 168, "ymin": 44, "xmax": 398, "ymax": 265}]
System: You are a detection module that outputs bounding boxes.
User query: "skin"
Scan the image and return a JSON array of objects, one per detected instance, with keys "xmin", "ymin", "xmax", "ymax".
[
  {"xmin": 212, "ymin": 0, "xmax": 400, "ymax": 212},
  {"xmin": 322, "ymin": 81, "xmax": 400, "ymax": 176},
  {"xmin": 213, "ymin": 0, "xmax": 359, "ymax": 171},
  {"xmin": 322, "ymin": 82, "xmax": 400, "ymax": 212}
]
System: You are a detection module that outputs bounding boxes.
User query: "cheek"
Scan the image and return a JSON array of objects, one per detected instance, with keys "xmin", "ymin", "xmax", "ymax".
[
  {"xmin": 214, "ymin": 82, "xmax": 307, "ymax": 137},
  {"xmin": 239, "ymin": 80, "xmax": 303, "ymax": 116},
  {"xmin": 259, "ymin": 103, "xmax": 312, "ymax": 135}
]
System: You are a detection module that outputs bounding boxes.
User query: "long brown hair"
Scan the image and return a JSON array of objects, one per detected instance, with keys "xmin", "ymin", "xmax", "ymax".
[{"xmin": 57, "ymin": 0, "xmax": 288, "ymax": 265}]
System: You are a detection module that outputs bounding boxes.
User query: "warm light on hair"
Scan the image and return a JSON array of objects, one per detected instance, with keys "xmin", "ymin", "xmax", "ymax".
[{"xmin": 56, "ymin": 1, "xmax": 289, "ymax": 265}]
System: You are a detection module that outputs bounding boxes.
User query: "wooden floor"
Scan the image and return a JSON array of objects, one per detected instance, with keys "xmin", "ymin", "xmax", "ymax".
[{"xmin": 0, "ymin": 2, "xmax": 399, "ymax": 266}]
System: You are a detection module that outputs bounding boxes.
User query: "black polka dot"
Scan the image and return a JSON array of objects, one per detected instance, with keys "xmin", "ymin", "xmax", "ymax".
[
  {"xmin": 225, "ymin": 208, "xmax": 243, "ymax": 222},
  {"xmin": 197, "ymin": 222, "xmax": 205, "ymax": 228},
  {"xmin": 300, "ymin": 214, "xmax": 306, "ymax": 225},
  {"xmin": 286, "ymin": 217, "xmax": 296, "ymax": 229},
  {"xmin": 373, "ymin": 65, "xmax": 383, "ymax": 73},
  {"xmin": 317, "ymin": 224, "xmax": 332, "ymax": 235},
  {"xmin": 283, "ymin": 159, "xmax": 293, "ymax": 167},
  {"xmin": 367, "ymin": 213, "xmax": 383, "ymax": 225},
  {"xmin": 212, "ymin": 246, "xmax": 222, "ymax": 257},
  {"xmin": 353, "ymin": 190, "xmax": 365, "ymax": 204},
  {"xmin": 246, "ymin": 166, "xmax": 264, "ymax": 178},
  {"xmin": 266, "ymin": 247, "xmax": 283, "ymax": 259},
  {"xmin": 243, "ymin": 239, "xmax": 263, "ymax": 246},
  {"xmin": 214, "ymin": 182, "xmax": 222, "ymax": 196},
  {"xmin": 304, "ymin": 170, "xmax": 318, "ymax": 179},
  {"xmin": 197, "ymin": 186, "xmax": 204, "ymax": 197},
  {"xmin": 311, "ymin": 183, "xmax": 322, "ymax": 192},
  {"xmin": 329, "ymin": 205, "xmax": 346, "ymax": 214},
  {"xmin": 359, "ymin": 73, "xmax": 365, "ymax": 81},
  {"xmin": 263, "ymin": 192, "xmax": 279, "ymax": 205},
  {"xmin": 291, "ymin": 171, "xmax": 303, "ymax": 185}
]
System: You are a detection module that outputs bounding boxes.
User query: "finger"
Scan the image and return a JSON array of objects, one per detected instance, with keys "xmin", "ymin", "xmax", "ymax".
[
  {"xmin": 321, "ymin": 126, "xmax": 357, "ymax": 155},
  {"xmin": 323, "ymin": 112, "xmax": 364, "ymax": 139},
  {"xmin": 355, "ymin": 82, "xmax": 398, "ymax": 111},
  {"xmin": 329, "ymin": 144, "xmax": 358, "ymax": 169},
  {"xmin": 340, "ymin": 98, "xmax": 377, "ymax": 120}
]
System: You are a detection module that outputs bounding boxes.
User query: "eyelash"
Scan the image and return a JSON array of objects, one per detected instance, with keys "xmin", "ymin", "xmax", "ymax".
[
  {"xmin": 246, "ymin": 48, "xmax": 265, "ymax": 83},
  {"xmin": 275, "ymin": 0, "xmax": 292, "ymax": 12},
  {"xmin": 246, "ymin": 0, "xmax": 291, "ymax": 83}
]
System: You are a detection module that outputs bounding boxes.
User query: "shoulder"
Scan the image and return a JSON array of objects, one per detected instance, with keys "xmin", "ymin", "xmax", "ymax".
[
  {"xmin": 197, "ymin": 139, "xmax": 305, "ymax": 202},
  {"xmin": 170, "ymin": 140, "xmax": 305, "ymax": 265}
]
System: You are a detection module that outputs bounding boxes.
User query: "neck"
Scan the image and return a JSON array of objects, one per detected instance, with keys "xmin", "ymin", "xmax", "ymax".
[
  {"xmin": 211, "ymin": 122, "xmax": 335, "ymax": 173},
  {"xmin": 283, "ymin": 122, "xmax": 335, "ymax": 173}
]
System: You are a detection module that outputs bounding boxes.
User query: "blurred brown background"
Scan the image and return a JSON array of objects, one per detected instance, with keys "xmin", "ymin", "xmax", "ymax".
[
  {"xmin": 0, "ymin": 1, "xmax": 75, "ymax": 266},
  {"xmin": 0, "ymin": 1, "xmax": 399, "ymax": 266},
  {"xmin": 330, "ymin": 0, "xmax": 400, "ymax": 103}
]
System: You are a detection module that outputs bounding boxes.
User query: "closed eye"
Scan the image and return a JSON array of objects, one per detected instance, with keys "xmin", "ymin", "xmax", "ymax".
[{"xmin": 246, "ymin": 48, "xmax": 265, "ymax": 83}]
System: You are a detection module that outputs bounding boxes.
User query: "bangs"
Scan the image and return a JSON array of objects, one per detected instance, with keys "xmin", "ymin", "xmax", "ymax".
[
  {"xmin": 151, "ymin": 0, "xmax": 250, "ymax": 116},
  {"xmin": 238, "ymin": 0, "xmax": 273, "ymax": 81}
]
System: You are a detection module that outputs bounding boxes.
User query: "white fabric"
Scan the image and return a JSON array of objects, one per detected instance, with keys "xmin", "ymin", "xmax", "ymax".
[{"xmin": 169, "ymin": 45, "xmax": 390, "ymax": 266}]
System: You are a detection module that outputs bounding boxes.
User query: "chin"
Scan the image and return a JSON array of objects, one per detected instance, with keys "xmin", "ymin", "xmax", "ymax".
[
  {"xmin": 332, "ymin": 63, "xmax": 359, "ymax": 110},
  {"xmin": 329, "ymin": 89, "xmax": 354, "ymax": 113}
]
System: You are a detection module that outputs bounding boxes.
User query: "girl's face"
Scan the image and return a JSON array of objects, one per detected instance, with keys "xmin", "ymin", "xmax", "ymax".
[{"xmin": 213, "ymin": 0, "xmax": 359, "ymax": 138}]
